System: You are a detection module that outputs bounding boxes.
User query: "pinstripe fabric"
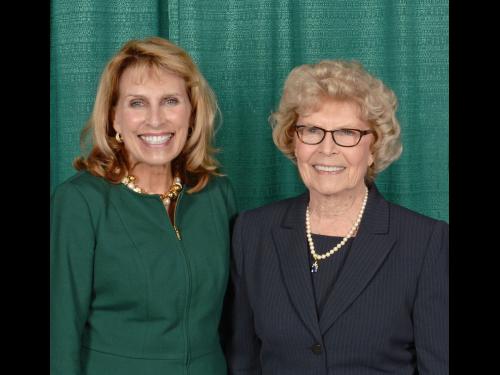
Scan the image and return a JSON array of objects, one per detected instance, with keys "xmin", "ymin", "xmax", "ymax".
[
  {"xmin": 309, "ymin": 235, "xmax": 352, "ymax": 315},
  {"xmin": 222, "ymin": 184, "xmax": 448, "ymax": 375}
]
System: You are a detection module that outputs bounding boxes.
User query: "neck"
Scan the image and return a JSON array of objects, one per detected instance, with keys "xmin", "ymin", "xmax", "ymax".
[
  {"xmin": 308, "ymin": 185, "xmax": 367, "ymax": 236},
  {"xmin": 129, "ymin": 163, "xmax": 172, "ymax": 195},
  {"xmin": 309, "ymin": 185, "xmax": 367, "ymax": 217}
]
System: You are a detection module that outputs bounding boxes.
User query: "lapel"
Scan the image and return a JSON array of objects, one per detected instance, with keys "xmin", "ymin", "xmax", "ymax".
[
  {"xmin": 318, "ymin": 184, "xmax": 396, "ymax": 333},
  {"xmin": 271, "ymin": 192, "xmax": 323, "ymax": 342}
]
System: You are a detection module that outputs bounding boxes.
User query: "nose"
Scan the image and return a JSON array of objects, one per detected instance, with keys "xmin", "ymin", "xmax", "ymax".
[
  {"xmin": 318, "ymin": 132, "xmax": 338, "ymax": 155},
  {"xmin": 147, "ymin": 105, "xmax": 164, "ymax": 128}
]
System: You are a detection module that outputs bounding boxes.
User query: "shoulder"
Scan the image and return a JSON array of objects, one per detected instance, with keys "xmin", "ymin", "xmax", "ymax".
[
  {"xmin": 53, "ymin": 171, "xmax": 110, "ymax": 194},
  {"xmin": 384, "ymin": 198, "xmax": 448, "ymax": 283},
  {"xmin": 196, "ymin": 175, "xmax": 235, "ymax": 201},
  {"xmin": 375, "ymin": 194, "xmax": 448, "ymax": 254},
  {"xmin": 369, "ymin": 184, "xmax": 447, "ymax": 233},
  {"xmin": 366, "ymin": 187, "xmax": 448, "ymax": 275},
  {"xmin": 195, "ymin": 174, "xmax": 238, "ymax": 218},
  {"xmin": 236, "ymin": 194, "xmax": 304, "ymax": 228},
  {"xmin": 242, "ymin": 195, "xmax": 299, "ymax": 217},
  {"xmin": 203, "ymin": 174, "xmax": 232, "ymax": 193},
  {"xmin": 388, "ymin": 199, "xmax": 448, "ymax": 233},
  {"xmin": 51, "ymin": 171, "xmax": 111, "ymax": 207}
]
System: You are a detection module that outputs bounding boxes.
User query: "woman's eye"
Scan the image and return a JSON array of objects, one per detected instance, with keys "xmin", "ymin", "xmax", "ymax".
[
  {"xmin": 338, "ymin": 129, "xmax": 356, "ymax": 136},
  {"xmin": 306, "ymin": 127, "xmax": 322, "ymax": 134},
  {"xmin": 164, "ymin": 97, "xmax": 179, "ymax": 105},
  {"xmin": 130, "ymin": 100, "xmax": 144, "ymax": 107}
]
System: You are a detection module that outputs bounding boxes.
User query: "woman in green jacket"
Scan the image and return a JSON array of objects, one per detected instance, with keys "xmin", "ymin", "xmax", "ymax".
[{"xmin": 50, "ymin": 37, "xmax": 237, "ymax": 375}]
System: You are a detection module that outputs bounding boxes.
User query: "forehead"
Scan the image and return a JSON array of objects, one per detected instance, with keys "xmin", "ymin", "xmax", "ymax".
[
  {"xmin": 298, "ymin": 98, "xmax": 362, "ymax": 120},
  {"xmin": 119, "ymin": 64, "xmax": 185, "ymax": 88}
]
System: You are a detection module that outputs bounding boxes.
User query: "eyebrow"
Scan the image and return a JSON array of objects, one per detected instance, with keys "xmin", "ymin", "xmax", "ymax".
[
  {"xmin": 124, "ymin": 93, "xmax": 182, "ymax": 98},
  {"xmin": 298, "ymin": 123, "xmax": 363, "ymax": 129}
]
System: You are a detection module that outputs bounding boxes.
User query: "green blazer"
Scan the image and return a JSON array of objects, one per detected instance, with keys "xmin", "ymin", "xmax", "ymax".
[{"xmin": 51, "ymin": 171, "xmax": 237, "ymax": 375}]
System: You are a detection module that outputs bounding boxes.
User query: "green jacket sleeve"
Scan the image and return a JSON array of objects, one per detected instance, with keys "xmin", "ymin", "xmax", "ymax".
[{"xmin": 50, "ymin": 182, "xmax": 96, "ymax": 375}]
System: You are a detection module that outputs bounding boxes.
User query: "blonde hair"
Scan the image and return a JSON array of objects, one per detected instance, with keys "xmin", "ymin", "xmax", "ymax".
[
  {"xmin": 74, "ymin": 37, "xmax": 220, "ymax": 192},
  {"xmin": 270, "ymin": 60, "xmax": 402, "ymax": 183}
]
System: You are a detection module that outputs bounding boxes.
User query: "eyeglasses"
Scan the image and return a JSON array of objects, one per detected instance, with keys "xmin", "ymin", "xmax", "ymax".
[{"xmin": 295, "ymin": 125, "xmax": 374, "ymax": 147}]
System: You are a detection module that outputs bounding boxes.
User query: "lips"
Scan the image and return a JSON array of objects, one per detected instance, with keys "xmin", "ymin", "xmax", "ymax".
[
  {"xmin": 313, "ymin": 164, "xmax": 345, "ymax": 172},
  {"xmin": 139, "ymin": 133, "xmax": 174, "ymax": 145}
]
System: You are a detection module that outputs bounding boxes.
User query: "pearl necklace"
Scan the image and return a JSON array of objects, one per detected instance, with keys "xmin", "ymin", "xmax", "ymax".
[
  {"xmin": 306, "ymin": 186, "xmax": 368, "ymax": 273},
  {"xmin": 121, "ymin": 175, "xmax": 183, "ymax": 209}
]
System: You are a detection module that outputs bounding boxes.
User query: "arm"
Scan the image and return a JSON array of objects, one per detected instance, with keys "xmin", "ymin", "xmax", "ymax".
[
  {"xmin": 50, "ymin": 183, "xmax": 95, "ymax": 375},
  {"xmin": 413, "ymin": 220, "xmax": 449, "ymax": 374},
  {"xmin": 222, "ymin": 212, "xmax": 262, "ymax": 375}
]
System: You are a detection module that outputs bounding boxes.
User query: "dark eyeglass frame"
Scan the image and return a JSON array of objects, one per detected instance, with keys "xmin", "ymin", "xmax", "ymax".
[{"xmin": 295, "ymin": 125, "xmax": 374, "ymax": 147}]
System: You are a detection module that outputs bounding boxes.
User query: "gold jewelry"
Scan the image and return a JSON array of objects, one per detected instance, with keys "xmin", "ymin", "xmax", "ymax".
[
  {"xmin": 121, "ymin": 174, "xmax": 183, "ymax": 209},
  {"xmin": 306, "ymin": 186, "xmax": 368, "ymax": 273},
  {"xmin": 115, "ymin": 132, "xmax": 123, "ymax": 143}
]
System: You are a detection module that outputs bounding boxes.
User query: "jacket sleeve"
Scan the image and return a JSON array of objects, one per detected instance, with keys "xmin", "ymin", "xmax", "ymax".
[
  {"xmin": 223, "ymin": 212, "xmax": 262, "ymax": 375},
  {"xmin": 413, "ymin": 220, "xmax": 449, "ymax": 374},
  {"xmin": 50, "ymin": 183, "xmax": 95, "ymax": 375}
]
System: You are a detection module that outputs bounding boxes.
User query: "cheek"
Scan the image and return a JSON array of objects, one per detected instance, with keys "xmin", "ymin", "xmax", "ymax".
[
  {"xmin": 171, "ymin": 106, "xmax": 191, "ymax": 126},
  {"xmin": 352, "ymin": 144, "xmax": 373, "ymax": 168},
  {"xmin": 294, "ymin": 141, "xmax": 313, "ymax": 164},
  {"xmin": 176, "ymin": 128, "xmax": 189, "ymax": 145},
  {"xmin": 295, "ymin": 146, "xmax": 315, "ymax": 183},
  {"xmin": 345, "ymin": 151, "xmax": 369, "ymax": 177},
  {"xmin": 114, "ymin": 109, "xmax": 142, "ymax": 132}
]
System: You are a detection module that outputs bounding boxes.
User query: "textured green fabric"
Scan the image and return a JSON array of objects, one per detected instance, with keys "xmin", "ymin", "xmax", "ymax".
[
  {"xmin": 51, "ymin": 0, "xmax": 448, "ymax": 222},
  {"xmin": 50, "ymin": 171, "xmax": 236, "ymax": 374}
]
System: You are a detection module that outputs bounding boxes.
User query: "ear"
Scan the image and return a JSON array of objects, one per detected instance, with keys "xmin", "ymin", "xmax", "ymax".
[
  {"xmin": 368, "ymin": 152, "xmax": 374, "ymax": 167},
  {"xmin": 292, "ymin": 135, "xmax": 298, "ymax": 156},
  {"xmin": 110, "ymin": 106, "xmax": 120, "ymax": 133},
  {"xmin": 113, "ymin": 122, "xmax": 121, "ymax": 134}
]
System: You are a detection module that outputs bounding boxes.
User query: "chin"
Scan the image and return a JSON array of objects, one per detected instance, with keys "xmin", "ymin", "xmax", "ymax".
[
  {"xmin": 147, "ymin": 158, "xmax": 176, "ymax": 167},
  {"xmin": 132, "ymin": 154, "xmax": 176, "ymax": 167},
  {"xmin": 308, "ymin": 185, "xmax": 341, "ymax": 197},
  {"xmin": 317, "ymin": 189, "xmax": 344, "ymax": 197}
]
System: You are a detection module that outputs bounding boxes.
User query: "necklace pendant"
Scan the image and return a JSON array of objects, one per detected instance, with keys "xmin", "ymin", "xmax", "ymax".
[{"xmin": 311, "ymin": 260, "xmax": 319, "ymax": 273}]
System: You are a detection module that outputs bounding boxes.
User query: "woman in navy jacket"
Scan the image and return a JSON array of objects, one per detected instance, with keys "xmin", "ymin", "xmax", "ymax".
[{"xmin": 223, "ymin": 60, "xmax": 448, "ymax": 374}]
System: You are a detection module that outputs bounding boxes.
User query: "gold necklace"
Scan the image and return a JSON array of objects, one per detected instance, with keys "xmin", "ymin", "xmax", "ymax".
[
  {"xmin": 306, "ymin": 186, "xmax": 368, "ymax": 273},
  {"xmin": 121, "ymin": 174, "xmax": 183, "ymax": 209}
]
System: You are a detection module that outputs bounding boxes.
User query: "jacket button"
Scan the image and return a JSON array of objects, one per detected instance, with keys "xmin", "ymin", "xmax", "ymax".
[{"xmin": 311, "ymin": 343, "xmax": 322, "ymax": 354}]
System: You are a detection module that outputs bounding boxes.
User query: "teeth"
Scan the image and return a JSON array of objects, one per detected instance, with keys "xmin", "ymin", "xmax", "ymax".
[
  {"xmin": 140, "ymin": 134, "xmax": 173, "ymax": 144},
  {"xmin": 314, "ymin": 165, "xmax": 344, "ymax": 172}
]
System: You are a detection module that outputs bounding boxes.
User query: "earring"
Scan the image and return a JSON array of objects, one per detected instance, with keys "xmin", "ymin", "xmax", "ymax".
[{"xmin": 115, "ymin": 132, "xmax": 123, "ymax": 143}]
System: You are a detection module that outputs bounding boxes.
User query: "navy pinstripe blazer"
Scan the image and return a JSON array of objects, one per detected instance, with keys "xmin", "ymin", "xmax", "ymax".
[{"xmin": 222, "ymin": 184, "xmax": 448, "ymax": 375}]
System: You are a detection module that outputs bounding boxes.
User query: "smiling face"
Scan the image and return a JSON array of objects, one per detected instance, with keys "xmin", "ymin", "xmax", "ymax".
[
  {"xmin": 113, "ymin": 66, "xmax": 192, "ymax": 172},
  {"xmin": 294, "ymin": 99, "xmax": 374, "ymax": 200}
]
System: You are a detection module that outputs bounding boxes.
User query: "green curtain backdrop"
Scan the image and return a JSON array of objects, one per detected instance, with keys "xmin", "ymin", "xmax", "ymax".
[{"xmin": 51, "ymin": 0, "xmax": 449, "ymax": 222}]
